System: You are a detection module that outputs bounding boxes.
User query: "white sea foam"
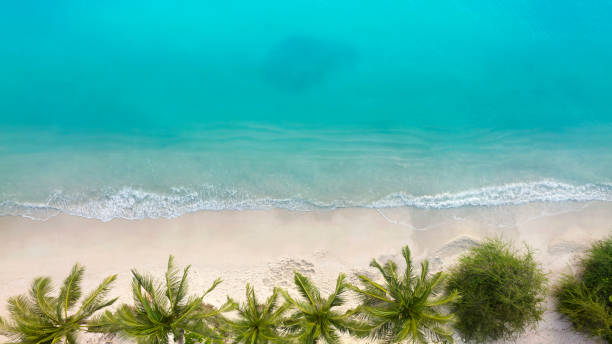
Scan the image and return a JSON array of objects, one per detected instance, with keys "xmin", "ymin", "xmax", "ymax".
[
  {"xmin": 370, "ymin": 180, "xmax": 612, "ymax": 208},
  {"xmin": 1, "ymin": 180, "xmax": 611, "ymax": 222}
]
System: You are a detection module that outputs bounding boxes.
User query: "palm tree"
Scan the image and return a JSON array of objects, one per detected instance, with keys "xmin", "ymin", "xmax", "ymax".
[
  {"xmin": 281, "ymin": 272, "xmax": 369, "ymax": 344},
  {"xmin": 349, "ymin": 246, "xmax": 459, "ymax": 343},
  {"xmin": 225, "ymin": 284, "xmax": 290, "ymax": 343},
  {"xmin": 0, "ymin": 264, "xmax": 117, "ymax": 344},
  {"xmin": 90, "ymin": 256, "xmax": 232, "ymax": 344}
]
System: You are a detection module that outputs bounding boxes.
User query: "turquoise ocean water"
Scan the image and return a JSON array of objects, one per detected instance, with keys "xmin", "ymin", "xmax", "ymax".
[{"xmin": 1, "ymin": 1, "xmax": 612, "ymax": 221}]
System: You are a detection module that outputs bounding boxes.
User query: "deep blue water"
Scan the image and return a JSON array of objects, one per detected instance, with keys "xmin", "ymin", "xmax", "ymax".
[{"xmin": 1, "ymin": 1, "xmax": 612, "ymax": 220}]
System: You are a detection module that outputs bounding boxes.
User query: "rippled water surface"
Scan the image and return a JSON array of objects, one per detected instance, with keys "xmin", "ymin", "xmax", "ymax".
[{"xmin": 1, "ymin": 1, "xmax": 611, "ymax": 220}]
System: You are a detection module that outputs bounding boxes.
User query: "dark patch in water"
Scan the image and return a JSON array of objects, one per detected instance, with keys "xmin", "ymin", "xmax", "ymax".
[{"xmin": 262, "ymin": 35, "xmax": 357, "ymax": 92}]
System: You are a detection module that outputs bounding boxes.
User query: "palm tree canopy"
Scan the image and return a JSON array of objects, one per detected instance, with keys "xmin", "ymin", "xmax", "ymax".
[
  {"xmin": 0, "ymin": 264, "xmax": 117, "ymax": 344},
  {"xmin": 349, "ymin": 246, "xmax": 459, "ymax": 344},
  {"xmin": 89, "ymin": 256, "xmax": 232, "ymax": 344},
  {"xmin": 281, "ymin": 272, "xmax": 369, "ymax": 344},
  {"xmin": 226, "ymin": 284, "xmax": 290, "ymax": 344}
]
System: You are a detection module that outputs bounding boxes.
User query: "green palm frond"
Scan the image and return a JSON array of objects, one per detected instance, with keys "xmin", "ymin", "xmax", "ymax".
[
  {"xmin": 78, "ymin": 275, "xmax": 118, "ymax": 319},
  {"xmin": 293, "ymin": 273, "xmax": 321, "ymax": 307},
  {"xmin": 226, "ymin": 284, "xmax": 290, "ymax": 343},
  {"xmin": 30, "ymin": 277, "xmax": 59, "ymax": 323},
  {"xmin": 90, "ymin": 255, "xmax": 229, "ymax": 344},
  {"xmin": 166, "ymin": 256, "xmax": 190, "ymax": 313},
  {"xmin": 281, "ymin": 272, "xmax": 369, "ymax": 344},
  {"xmin": 57, "ymin": 264, "xmax": 84, "ymax": 320},
  {"xmin": 0, "ymin": 264, "xmax": 117, "ymax": 344},
  {"xmin": 350, "ymin": 246, "xmax": 458, "ymax": 343}
]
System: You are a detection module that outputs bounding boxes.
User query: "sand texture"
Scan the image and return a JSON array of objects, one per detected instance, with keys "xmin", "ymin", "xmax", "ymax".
[{"xmin": 1, "ymin": 202, "xmax": 611, "ymax": 343}]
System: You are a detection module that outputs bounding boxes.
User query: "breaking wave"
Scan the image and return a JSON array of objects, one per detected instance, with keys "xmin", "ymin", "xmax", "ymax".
[{"xmin": 1, "ymin": 180, "xmax": 611, "ymax": 222}]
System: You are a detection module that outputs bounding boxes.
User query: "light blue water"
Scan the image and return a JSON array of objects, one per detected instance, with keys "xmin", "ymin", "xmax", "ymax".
[{"xmin": 1, "ymin": 1, "xmax": 612, "ymax": 220}]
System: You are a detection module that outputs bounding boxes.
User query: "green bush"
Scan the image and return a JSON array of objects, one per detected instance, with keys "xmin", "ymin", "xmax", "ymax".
[
  {"xmin": 445, "ymin": 238, "xmax": 547, "ymax": 343},
  {"xmin": 555, "ymin": 236, "xmax": 612, "ymax": 343},
  {"xmin": 581, "ymin": 237, "xmax": 612, "ymax": 306}
]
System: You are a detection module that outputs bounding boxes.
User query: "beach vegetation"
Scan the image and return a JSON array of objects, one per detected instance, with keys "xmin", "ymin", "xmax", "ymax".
[
  {"xmin": 1, "ymin": 240, "xmax": 579, "ymax": 344},
  {"xmin": 0, "ymin": 264, "xmax": 117, "ymax": 344},
  {"xmin": 224, "ymin": 284, "xmax": 291, "ymax": 343},
  {"xmin": 554, "ymin": 236, "xmax": 612, "ymax": 343},
  {"xmin": 445, "ymin": 238, "xmax": 547, "ymax": 343},
  {"xmin": 580, "ymin": 236, "xmax": 612, "ymax": 306},
  {"xmin": 89, "ymin": 256, "xmax": 232, "ymax": 344},
  {"xmin": 280, "ymin": 272, "xmax": 369, "ymax": 343},
  {"xmin": 349, "ymin": 245, "xmax": 458, "ymax": 343}
]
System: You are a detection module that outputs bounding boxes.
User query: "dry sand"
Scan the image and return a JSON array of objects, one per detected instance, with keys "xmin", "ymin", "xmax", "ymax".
[{"xmin": 1, "ymin": 202, "xmax": 611, "ymax": 343}]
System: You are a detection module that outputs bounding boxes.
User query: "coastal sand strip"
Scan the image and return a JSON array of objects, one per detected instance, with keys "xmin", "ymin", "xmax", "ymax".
[{"xmin": 1, "ymin": 202, "xmax": 611, "ymax": 343}]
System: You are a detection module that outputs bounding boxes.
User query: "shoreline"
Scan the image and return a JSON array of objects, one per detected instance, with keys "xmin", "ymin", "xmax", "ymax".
[
  {"xmin": 2, "ymin": 180, "xmax": 612, "ymax": 222},
  {"xmin": 1, "ymin": 202, "xmax": 611, "ymax": 343}
]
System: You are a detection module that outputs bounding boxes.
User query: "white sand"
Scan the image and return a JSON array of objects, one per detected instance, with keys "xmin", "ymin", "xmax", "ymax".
[{"xmin": 1, "ymin": 202, "xmax": 611, "ymax": 343}]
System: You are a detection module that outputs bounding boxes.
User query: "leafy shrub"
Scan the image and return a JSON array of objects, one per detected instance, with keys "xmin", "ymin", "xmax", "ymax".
[
  {"xmin": 581, "ymin": 237, "xmax": 612, "ymax": 306},
  {"xmin": 445, "ymin": 238, "xmax": 547, "ymax": 343},
  {"xmin": 555, "ymin": 236, "xmax": 612, "ymax": 343}
]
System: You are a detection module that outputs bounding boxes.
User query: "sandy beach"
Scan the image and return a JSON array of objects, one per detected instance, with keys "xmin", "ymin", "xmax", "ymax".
[
  {"xmin": 3, "ymin": 0, "xmax": 612, "ymax": 342},
  {"xmin": 1, "ymin": 202, "xmax": 611, "ymax": 343}
]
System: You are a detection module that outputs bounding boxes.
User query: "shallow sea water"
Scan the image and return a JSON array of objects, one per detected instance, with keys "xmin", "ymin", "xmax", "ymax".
[{"xmin": 1, "ymin": 1, "xmax": 611, "ymax": 220}]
